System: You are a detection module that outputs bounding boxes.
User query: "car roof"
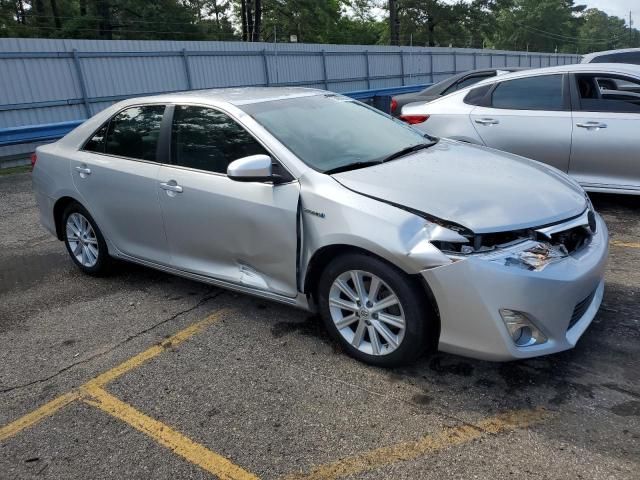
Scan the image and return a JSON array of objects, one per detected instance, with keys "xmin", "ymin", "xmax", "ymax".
[
  {"xmin": 470, "ymin": 63, "xmax": 640, "ymax": 87},
  {"xmin": 114, "ymin": 87, "xmax": 327, "ymax": 109},
  {"xmin": 582, "ymin": 48, "xmax": 640, "ymax": 63},
  {"xmin": 415, "ymin": 67, "xmax": 526, "ymax": 94}
]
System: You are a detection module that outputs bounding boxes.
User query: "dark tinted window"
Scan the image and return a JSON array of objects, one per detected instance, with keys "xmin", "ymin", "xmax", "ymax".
[
  {"xmin": 491, "ymin": 75, "xmax": 564, "ymax": 110},
  {"xmin": 464, "ymin": 84, "xmax": 492, "ymax": 106},
  {"xmin": 444, "ymin": 75, "xmax": 494, "ymax": 95},
  {"xmin": 83, "ymin": 123, "xmax": 108, "ymax": 153},
  {"xmin": 105, "ymin": 105, "xmax": 164, "ymax": 161},
  {"xmin": 171, "ymin": 106, "xmax": 267, "ymax": 174},
  {"xmin": 576, "ymin": 74, "xmax": 640, "ymax": 113},
  {"xmin": 591, "ymin": 51, "xmax": 640, "ymax": 65}
]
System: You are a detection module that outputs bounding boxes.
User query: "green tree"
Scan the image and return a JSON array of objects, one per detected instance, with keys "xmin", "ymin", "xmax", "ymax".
[
  {"xmin": 576, "ymin": 8, "xmax": 631, "ymax": 53},
  {"xmin": 487, "ymin": 0, "xmax": 584, "ymax": 52}
]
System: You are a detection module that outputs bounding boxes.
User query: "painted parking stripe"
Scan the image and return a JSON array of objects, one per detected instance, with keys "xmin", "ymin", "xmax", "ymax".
[
  {"xmin": 86, "ymin": 310, "xmax": 229, "ymax": 388},
  {"xmin": 1, "ymin": 309, "xmax": 259, "ymax": 478},
  {"xmin": 610, "ymin": 240, "xmax": 640, "ymax": 249},
  {"xmin": 0, "ymin": 391, "xmax": 79, "ymax": 442},
  {"xmin": 283, "ymin": 408, "xmax": 548, "ymax": 480},
  {"xmin": 0, "ymin": 310, "xmax": 228, "ymax": 440},
  {"xmin": 82, "ymin": 384, "xmax": 258, "ymax": 480}
]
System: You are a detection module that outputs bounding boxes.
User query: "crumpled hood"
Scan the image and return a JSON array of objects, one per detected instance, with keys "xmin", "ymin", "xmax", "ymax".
[{"xmin": 332, "ymin": 139, "xmax": 587, "ymax": 233}]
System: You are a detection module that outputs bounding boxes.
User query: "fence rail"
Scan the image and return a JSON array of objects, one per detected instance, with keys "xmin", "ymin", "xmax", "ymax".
[{"xmin": 0, "ymin": 38, "xmax": 580, "ymax": 160}]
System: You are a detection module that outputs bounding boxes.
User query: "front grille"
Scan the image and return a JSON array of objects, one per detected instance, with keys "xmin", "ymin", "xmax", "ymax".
[{"xmin": 568, "ymin": 289, "xmax": 596, "ymax": 330}]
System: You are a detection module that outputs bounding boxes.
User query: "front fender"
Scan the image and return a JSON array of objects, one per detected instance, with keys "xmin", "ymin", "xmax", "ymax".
[{"xmin": 298, "ymin": 173, "xmax": 452, "ymax": 288}]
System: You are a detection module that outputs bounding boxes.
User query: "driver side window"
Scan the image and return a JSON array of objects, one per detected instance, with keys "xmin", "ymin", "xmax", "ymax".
[
  {"xmin": 575, "ymin": 74, "xmax": 640, "ymax": 113},
  {"xmin": 171, "ymin": 105, "xmax": 268, "ymax": 174}
]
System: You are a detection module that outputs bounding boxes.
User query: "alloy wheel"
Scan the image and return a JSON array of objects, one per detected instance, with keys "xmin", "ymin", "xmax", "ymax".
[
  {"xmin": 66, "ymin": 212, "xmax": 99, "ymax": 268},
  {"xmin": 328, "ymin": 270, "xmax": 406, "ymax": 356}
]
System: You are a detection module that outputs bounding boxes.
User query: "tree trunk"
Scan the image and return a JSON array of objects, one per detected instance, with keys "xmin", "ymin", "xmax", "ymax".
[
  {"xmin": 33, "ymin": 0, "xmax": 47, "ymax": 32},
  {"xmin": 427, "ymin": 23, "xmax": 436, "ymax": 47},
  {"xmin": 240, "ymin": 0, "xmax": 248, "ymax": 41},
  {"xmin": 16, "ymin": 0, "xmax": 26, "ymax": 24},
  {"xmin": 252, "ymin": 0, "xmax": 262, "ymax": 42},
  {"xmin": 97, "ymin": 0, "xmax": 113, "ymax": 40},
  {"xmin": 50, "ymin": 0, "xmax": 62, "ymax": 29},
  {"xmin": 389, "ymin": 0, "xmax": 400, "ymax": 46},
  {"xmin": 246, "ymin": 1, "xmax": 254, "ymax": 42},
  {"xmin": 79, "ymin": 0, "xmax": 87, "ymax": 16}
]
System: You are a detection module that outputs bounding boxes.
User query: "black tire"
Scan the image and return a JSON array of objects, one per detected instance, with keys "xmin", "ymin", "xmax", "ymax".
[
  {"xmin": 317, "ymin": 253, "xmax": 435, "ymax": 367},
  {"xmin": 61, "ymin": 202, "xmax": 111, "ymax": 276}
]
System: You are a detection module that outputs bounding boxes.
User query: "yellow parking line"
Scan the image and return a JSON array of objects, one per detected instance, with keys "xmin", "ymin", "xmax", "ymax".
[
  {"xmin": 0, "ymin": 391, "xmax": 80, "ymax": 442},
  {"xmin": 283, "ymin": 408, "xmax": 548, "ymax": 480},
  {"xmin": 86, "ymin": 310, "xmax": 229, "ymax": 388},
  {"xmin": 82, "ymin": 384, "xmax": 258, "ymax": 480},
  {"xmin": 0, "ymin": 310, "xmax": 228, "ymax": 441},
  {"xmin": 610, "ymin": 240, "xmax": 640, "ymax": 249}
]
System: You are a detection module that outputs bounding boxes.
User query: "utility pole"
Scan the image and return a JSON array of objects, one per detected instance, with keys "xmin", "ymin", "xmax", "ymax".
[{"xmin": 630, "ymin": 11, "xmax": 633, "ymax": 46}]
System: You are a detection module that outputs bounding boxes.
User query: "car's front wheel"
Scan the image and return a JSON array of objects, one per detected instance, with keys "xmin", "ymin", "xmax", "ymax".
[
  {"xmin": 62, "ymin": 203, "xmax": 110, "ymax": 275},
  {"xmin": 318, "ymin": 253, "xmax": 435, "ymax": 367}
]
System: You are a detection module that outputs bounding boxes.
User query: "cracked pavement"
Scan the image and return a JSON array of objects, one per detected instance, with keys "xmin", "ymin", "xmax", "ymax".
[{"xmin": 1, "ymin": 172, "xmax": 639, "ymax": 479}]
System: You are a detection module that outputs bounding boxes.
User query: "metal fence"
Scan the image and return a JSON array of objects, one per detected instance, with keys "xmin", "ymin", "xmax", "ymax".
[{"xmin": 0, "ymin": 38, "xmax": 581, "ymax": 162}]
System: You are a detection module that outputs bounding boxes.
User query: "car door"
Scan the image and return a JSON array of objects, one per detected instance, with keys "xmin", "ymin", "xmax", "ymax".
[
  {"xmin": 569, "ymin": 73, "xmax": 640, "ymax": 191},
  {"xmin": 70, "ymin": 104, "xmax": 170, "ymax": 265},
  {"xmin": 469, "ymin": 74, "xmax": 573, "ymax": 172},
  {"xmin": 157, "ymin": 104, "xmax": 300, "ymax": 297}
]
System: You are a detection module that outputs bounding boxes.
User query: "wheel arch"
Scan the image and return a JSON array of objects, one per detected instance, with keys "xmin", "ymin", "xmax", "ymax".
[
  {"xmin": 303, "ymin": 243, "xmax": 441, "ymax": 345},
  {"xmin": 52, "ymin": 196, "xmax": 82, "ymax": 240}
]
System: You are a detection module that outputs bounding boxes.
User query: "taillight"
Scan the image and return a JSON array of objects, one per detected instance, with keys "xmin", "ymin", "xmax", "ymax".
[
  {"xmin": 399, "ymin": 114, "xmax": 430, "ymax": 125},
  {"xmin": 391, "ymin": 98, "xmax": 398, "ymax": 113},
  {"xmin": 30, "ymin": 152, "xmax": 37, "ymax": 169}
]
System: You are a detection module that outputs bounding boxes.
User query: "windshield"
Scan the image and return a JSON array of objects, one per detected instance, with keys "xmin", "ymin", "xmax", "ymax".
[{"xmin": 240, "ymin": 94, "xmax": 433, "ymax": 173}]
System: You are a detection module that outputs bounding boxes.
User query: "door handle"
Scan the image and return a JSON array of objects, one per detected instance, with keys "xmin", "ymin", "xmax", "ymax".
[
  {"xmin": 74, "ymin": 165, "xmax": 91, "ymax": 175},
  {"xmin": 159, "ymin": 182, "xmax": 183, "ymax": 193},
  {"xmin": 576, "ymin": 122, "xmax": 607, "ymax": 130},
  {"xmin": 474, "ymin": 118, "xmax": 499, "ymax": 126}
]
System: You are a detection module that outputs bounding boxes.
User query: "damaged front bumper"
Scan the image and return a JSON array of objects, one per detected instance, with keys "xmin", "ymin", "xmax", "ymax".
[{"xmin": 421, "ymin": 213, "xmax": 608, "ymax": 361}]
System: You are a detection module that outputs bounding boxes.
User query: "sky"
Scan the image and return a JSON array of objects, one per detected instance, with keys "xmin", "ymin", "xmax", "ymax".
[
  {"xmin": 367, "ymin": 1, "xmax": 635, "ymax": 27},
  {"xmin": 435, "ymin": 0, "xmax": 636, "ymax": 26},
  {"xmin": 581, "ymin": 0, "xmax": 634, "ymax": 25}
]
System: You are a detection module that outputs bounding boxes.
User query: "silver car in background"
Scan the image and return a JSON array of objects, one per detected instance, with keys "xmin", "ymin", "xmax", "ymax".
[
  {"xmin": 33, "ymin": 88, "xmax": 608, "ymax": 366},
  {"xmin": 581, "ymin": 48, "xmax": 640, "ymax": 65},
  {"xmin": 401, "ymin": 63, "xmax": 640, "ymax": 194}
]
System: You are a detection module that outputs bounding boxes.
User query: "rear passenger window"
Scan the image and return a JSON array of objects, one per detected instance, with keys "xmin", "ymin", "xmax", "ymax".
[
  {"xmin": 83, "ymin": 123, "xmax": 108, "ymax": 153},
  {"xmin": 464, "ymin": 84, "xmax": 492, "ymax": 106},
  {"xmin": 171, "ymin": 106, "xmax": 267, "ymax": 174},
  {"xmin": 491, "ymin": 75, "xmax": 564, "ymax": 111},
  {"xmin": 104, "ymin": 105, "xmax": 165, "ymax": 161}
]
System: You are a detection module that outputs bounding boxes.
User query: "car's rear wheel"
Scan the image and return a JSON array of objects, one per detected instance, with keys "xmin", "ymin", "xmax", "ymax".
[
  {"xmin": 62, "ymin": 203, "xmax": 110, "ymax": 275},
  {"xmin": 318, "ymin": 253, "xmax": 434, "ymax": 367}
]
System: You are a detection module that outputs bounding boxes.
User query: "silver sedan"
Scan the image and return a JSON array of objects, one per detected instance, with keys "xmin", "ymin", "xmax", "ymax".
[
  {"xmin": 32, "ymin": 88, "xmax": 608, "ymax": 366},
  {"xmin": 401, "ymin": 63, "xmax": 640, "ymax": 195}
]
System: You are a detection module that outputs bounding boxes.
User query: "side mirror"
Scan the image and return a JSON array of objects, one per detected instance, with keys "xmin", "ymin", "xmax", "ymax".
[{"xmin": 227, "ymin": 154, "xmax": 273, "ymax": 182}]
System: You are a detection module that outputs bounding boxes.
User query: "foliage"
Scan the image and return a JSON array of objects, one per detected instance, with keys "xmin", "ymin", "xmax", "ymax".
[{"xmin": 0, "ymin": 0, "xmax": 638, "ymax": 53}]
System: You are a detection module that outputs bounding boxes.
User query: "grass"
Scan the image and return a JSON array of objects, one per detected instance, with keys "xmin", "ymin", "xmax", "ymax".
[{"xmin": 0, "ymin": 165, "xmax": 31, "ymax": 176}]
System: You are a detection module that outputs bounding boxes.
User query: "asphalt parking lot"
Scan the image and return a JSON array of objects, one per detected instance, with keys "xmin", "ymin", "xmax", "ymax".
[{"xmin": 1, "ymin": 171, "xmax": 639, "ymax": 479}]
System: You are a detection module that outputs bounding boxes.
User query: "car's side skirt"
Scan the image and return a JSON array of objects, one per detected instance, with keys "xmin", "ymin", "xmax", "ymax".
[{"xmin": 114, "ymin": 251, "xmax": 313, "ymax": 311}]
